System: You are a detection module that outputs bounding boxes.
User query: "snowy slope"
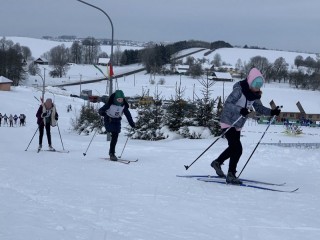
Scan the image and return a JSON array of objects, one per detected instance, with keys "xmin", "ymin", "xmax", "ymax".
[
  {"xmin": 1, "ymin": 37, "xmax": 320, "ymax": 240},
  {"xmin": 1, "ymin": 83, "xmax": 320, "ymax": 240},
  {"xmin": 3, "ymin": 36, "xmax": 143, "ymax": 59}
]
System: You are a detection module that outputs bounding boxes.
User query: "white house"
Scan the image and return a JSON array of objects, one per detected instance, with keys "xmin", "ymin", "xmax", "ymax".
[
  {"xmin": 210, "ymin": 72, "xmax": 233, "ymax": 81},
  {"xmin": 98, "ymin": 58, "xmax": 111, "ymax": 66}
]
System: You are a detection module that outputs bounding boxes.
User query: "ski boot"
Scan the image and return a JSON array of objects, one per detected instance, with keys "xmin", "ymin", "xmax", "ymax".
[
  {"xmin": 48, "ymin": 145, "xmax": 56, "ymax": 151},
  {"xmin": 211, "ymin": 160, "xmax": 226, "ymax": 177},
  {"xmin": 226, "ymin": 172, "xmax": 243, "ymax": 185},
  {"xmin": 109, "ymin": 153, "xmax": 118, "ymax": 161}
]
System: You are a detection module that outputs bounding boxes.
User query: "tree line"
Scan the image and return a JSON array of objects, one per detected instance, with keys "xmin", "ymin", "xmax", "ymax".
[
  {"xmin": 0, "ymin": 37, "xmax": 32, "ymax": 85},
  {"xmin": 2, "ymin": 35, "xmax": 319, "ymax": 91},
  {"xmin": 74, "ymin": 77, "xmax": 224, "ymax": 140},
  {"xmin": 234, "ymin": 55, "xmax": 320, "ymax": 90}
]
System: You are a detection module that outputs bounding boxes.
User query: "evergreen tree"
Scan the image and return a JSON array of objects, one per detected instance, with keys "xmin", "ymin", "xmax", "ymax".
[
  {"xmin": 128, "ymin": 85, "xmax": 165, "ymax": 140},
  {"xmin": 163, "ymin": 80, "xmax": 185, "ymax": 131},
  {"xmin": 193, "ymin": 76, "xmax": 220, "ymax": 136},
  {"xmin": 72, "ymin": 103, "xmax": 102, "ymax": 135},
  {"xmin": 213, "ymin": 96, "xmax": 223, "ymax": 136}
]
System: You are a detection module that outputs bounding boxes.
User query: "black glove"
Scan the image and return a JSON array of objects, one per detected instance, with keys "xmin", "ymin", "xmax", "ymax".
[
  {"xmin": 271, "ymin": 106, "xmax": 281, "ymax": 116},
  {"xmin": 55, "ymin": 116, "xmax": 58, "ymax": 121},
  {"xmin": 240, "ymin": 108, "xmax": 250, "ymax": 117},
  {"xmin": 41, "ymin": 112, "xmax": 48, "ymax": 118}
]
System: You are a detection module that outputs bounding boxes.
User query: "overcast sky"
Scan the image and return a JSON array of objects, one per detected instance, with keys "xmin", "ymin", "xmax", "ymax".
[{"xmin": 1, "ymin": 0, "xmax": 319, "ymax": 53}]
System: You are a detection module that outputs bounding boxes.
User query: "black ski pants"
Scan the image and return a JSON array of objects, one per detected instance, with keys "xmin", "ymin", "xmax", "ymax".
[
  {"xmin": 216, "ymin": 127, "xmax": 242, "ymax": 174},
  {"xmin": 109, "ymin": 132, "xmax": 119, "ymax": 155},
  {"xmin": 38, "ymin": 123, "xmax": 52, "ymax": 146}
]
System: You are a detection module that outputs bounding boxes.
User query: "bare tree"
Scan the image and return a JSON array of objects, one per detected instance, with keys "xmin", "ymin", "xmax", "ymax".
[
  {"xmin": 294, "ymin": 55, "xmax": 304, "ymax": 68},
  {"xmin": 70, "ymin": 41, "xmax": 82, "ymax": 64},
  {"xmin": 21, "ymin": 46, "xmax": 32, "ymax": 60},
  {"xmin": 212, "ymin": 53, "xmax": 222, "ymax": 67},
  {"xmin": 49, "ymin": 44, "xmax": 70, "ymax": 78},
  {"xmin": 189, "ymin": 62, "xmax": 203, "ymax": 78},
  {"xmin": 271, "ymin": 57, "xmax": 288, "ymax": 82},
  {"xmin": 113, "ymin": 45, "xmax": 122, "ymax": 66},
  {"xmin": 82, "ymin": 37, "xmax": 100, "ymax": 64}
]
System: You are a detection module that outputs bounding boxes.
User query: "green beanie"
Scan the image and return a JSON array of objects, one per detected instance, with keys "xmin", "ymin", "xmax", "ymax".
[
  {"xmin": 114, "ymin": 90, "xmax": 125, "ymax": 105},
  {"xmin": 115, "ymin": 90, "xmax": 125, "ymax": 99}
]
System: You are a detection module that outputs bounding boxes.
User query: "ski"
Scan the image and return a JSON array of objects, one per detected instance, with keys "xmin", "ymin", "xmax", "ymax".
[
  {"xmin": 40, "ymin": 149, "xmax": 70, "ymax": 153},
  {"xmin": 197, "ymin": 178, "xmax": 299, "ymax": 193},
  {"xmin": 101, "ymin": 158, "xmax": 138, "ymax": 164},
  {"xmin": 119, "ymin": 158, "xmax": 138, "ymax": 162},
  {"xmin": 176, "ymin": 174, "xmax": 286, "ymax": 186}
]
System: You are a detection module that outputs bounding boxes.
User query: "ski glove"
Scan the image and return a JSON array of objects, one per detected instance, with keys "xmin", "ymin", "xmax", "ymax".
[
  {"xmin": 240, "ymin": 108, "xmax": 250, "ymax": 117},
  {"xmin": 271, "ymin": 106, "xmax": 281, "ymax": 116},
  {"xmin": 41, "ymin": 112, "xmax": 48, "ymax": 118}
]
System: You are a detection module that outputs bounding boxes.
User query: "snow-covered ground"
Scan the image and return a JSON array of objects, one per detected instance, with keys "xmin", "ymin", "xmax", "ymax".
[
  {"xmin": 1, "ymin": 37, "xmax": 320, "ymax": 239},
  {"xmin": 1, "ymin": 81, "xmax": 320, "ymax": 240}
]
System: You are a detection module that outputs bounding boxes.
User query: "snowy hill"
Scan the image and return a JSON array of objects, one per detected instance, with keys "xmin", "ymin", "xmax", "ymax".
[
  {"xmin": 1, "ymin": 84, "xmax": 320, "ymax": 240},
  {"xmin": 1, "ymin": 37, "xmax": 320, "ymax": 240},
  {"xmin": 184, "ymin": 47, "xmax": 318, "ymax": 69},
  {"xmin": 4, "ymin": 36, "xmax": 143, "ymax": 58},
  {"xmin": 4, "ymin": 36, "xmax": 318, "ymax": 69}
]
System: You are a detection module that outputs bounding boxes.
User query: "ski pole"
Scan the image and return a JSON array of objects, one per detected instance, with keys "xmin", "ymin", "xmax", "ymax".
[
  {"xmin": 184, "ymin": 115, "xmax": 244, "ymax": 170},
  {"xmin": 118, "ymin": 136, "xmax": 129, "ymax": 158},
  {"xmin": 237, "ymin": 114, "xmax": 278, "ymax": 178},
  {"xmin": 83, "ymin": 127, "xmax": 99, "ymax": 156},
  {"xmin": 25, "ymin": 127, "xmax": 39, "ymax": 151},
  {"xmin": 57, "ymin": 123, "xmax": 65, "ymax": 151}
]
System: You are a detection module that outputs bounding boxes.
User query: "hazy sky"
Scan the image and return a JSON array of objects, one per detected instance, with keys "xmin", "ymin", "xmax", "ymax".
[{"xmin": 1, "ymin": 0, "xmax": 319, "ymax": 53}]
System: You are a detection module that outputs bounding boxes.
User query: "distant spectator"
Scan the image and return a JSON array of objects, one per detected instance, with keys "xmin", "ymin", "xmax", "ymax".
[
  {"xmin": 3, "ymin": 114, "xmax": 8, "ymax": 125},
  {"xmin": 13, "ymin": 114, "xmax": 18, "ymax": 125},
  {"xmin": 9, "ymin": 114, "xmax": 14, "ymax": 127},
  {"xmin": 19, "ymin": 114, "xmax": 26, "ymax": 126}
]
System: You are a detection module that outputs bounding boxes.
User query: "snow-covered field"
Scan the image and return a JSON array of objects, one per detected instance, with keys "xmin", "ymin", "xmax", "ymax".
[
  {"xmin": 1, "ymin": 80, "xmax": 320, "ymax": 240},
  {"xmin": 1, "ymin": 37, "xmax": 320, "ymax": 239}
]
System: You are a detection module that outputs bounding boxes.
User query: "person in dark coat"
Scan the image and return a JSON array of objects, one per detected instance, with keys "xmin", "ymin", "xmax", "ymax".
[
  {"xmin": 211, "ymin": 68, "xmax": 281, "ymax": 184},
  {"xmin": 13, "ymin": 114, "xmax": 18, "ymax": 125},
  {"xmin": 99, "ymin": 90, "xmax": 135, "ymax": 161},
  {"xmin": 36, "ymin": 98, "xmax": 59, "ymax": 151}
]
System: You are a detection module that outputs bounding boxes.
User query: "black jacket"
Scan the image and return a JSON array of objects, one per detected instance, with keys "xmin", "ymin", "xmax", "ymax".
[{"xmin": 98, "ymin": 93, "xmax": 135, "ymax": 133}]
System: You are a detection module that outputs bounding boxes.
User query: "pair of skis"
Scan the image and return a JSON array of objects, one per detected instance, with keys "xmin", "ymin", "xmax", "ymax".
[
  {"xmin": 37, "ymin": 149, "xmax": 69, "ymax": 153},
  {"xmin": 36, "ymin": 149, "xmax": 137, "ymax": 164},
  {"xmin": 102, "ymin": 158, "xmax": 139, "ymax": 164},
  {"xmin": 177, "ymin": 175, "xmax": 299, "ymax": 193}
]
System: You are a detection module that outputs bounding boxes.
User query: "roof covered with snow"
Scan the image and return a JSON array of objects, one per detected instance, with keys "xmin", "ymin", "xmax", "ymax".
[{"xmin": 0, "ymin": 76, "xmax": 13, "ymax": 84}]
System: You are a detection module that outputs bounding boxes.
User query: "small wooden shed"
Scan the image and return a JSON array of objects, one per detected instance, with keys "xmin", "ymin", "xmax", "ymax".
[
  {"xmin": 34, "ymin": 57, "xmax": 49, "ymax": 65},
  {"xmin": 0, "ymin": 76, "xmax": 13, "ymax": 91}
]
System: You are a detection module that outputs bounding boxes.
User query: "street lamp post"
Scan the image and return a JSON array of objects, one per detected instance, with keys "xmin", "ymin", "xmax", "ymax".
[
  {"xmin": 42, "ymin": 68, "xmax": 46, "ymax": 101},
  {"xmin": 223, "ymin": 80, "xmax": 225, "ymax": 104},
  {"xmin": 76, "ymin": 0, "xmax": 114, "ymax": 97},
  {"xmin": 76, "ymin": 0, "xmax": 114, "ymax": 141},
  {"xmin": 79, "ymin": 74, "xmax": 82, "ymax": 96}
]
